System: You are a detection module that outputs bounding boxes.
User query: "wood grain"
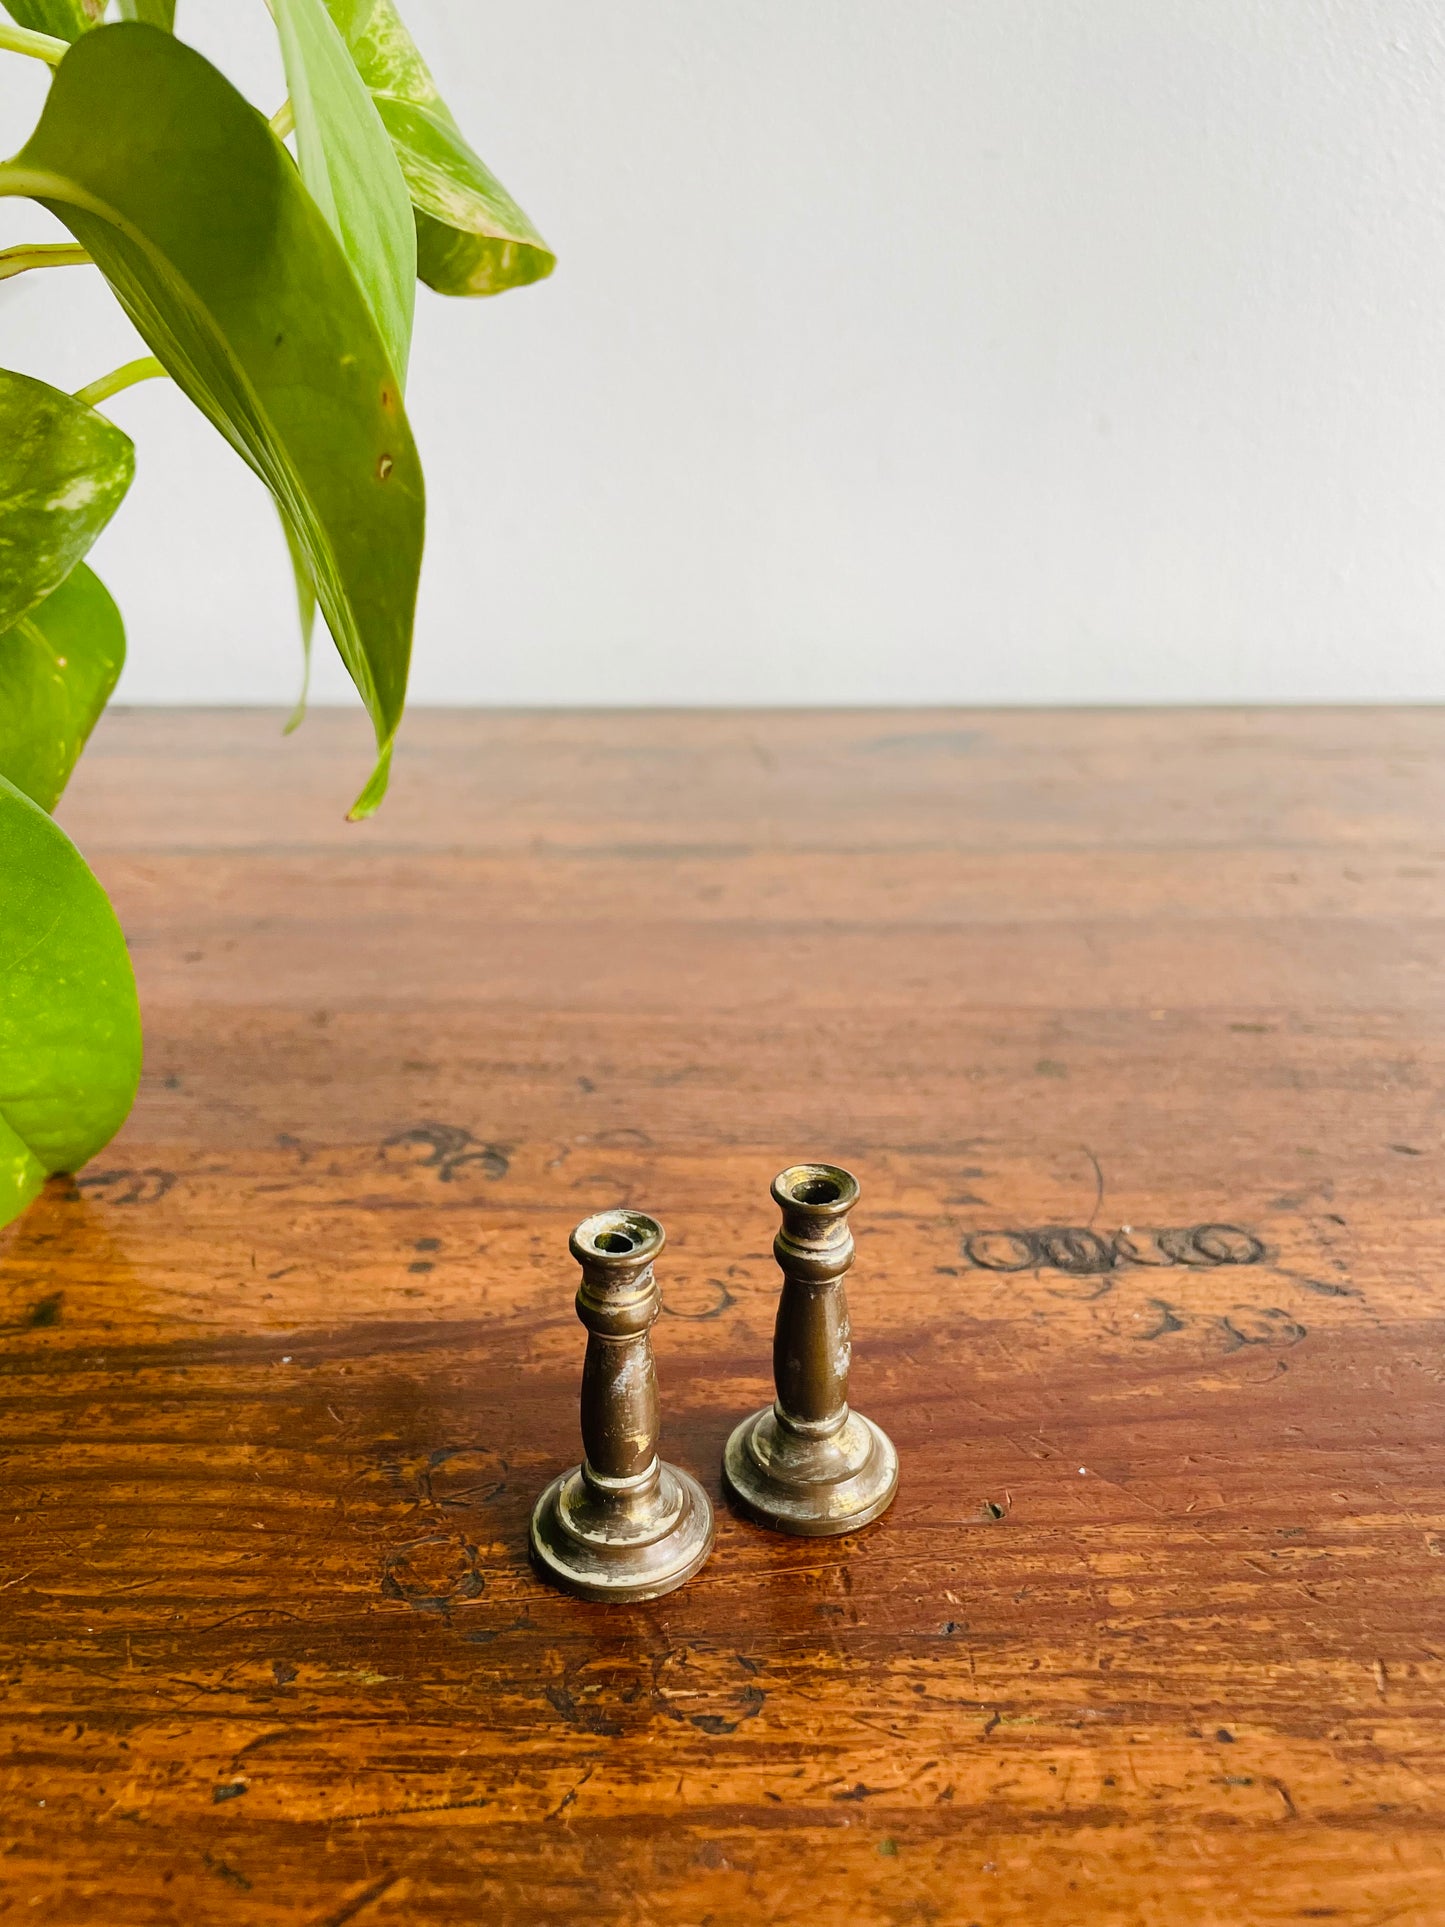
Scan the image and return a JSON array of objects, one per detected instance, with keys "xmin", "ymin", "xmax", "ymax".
[{"xmin": 2, "ymin": 706, "xmax": 1443, "ymax": 1925}]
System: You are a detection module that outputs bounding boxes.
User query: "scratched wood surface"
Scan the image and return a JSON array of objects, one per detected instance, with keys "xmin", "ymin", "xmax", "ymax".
[{"xmin": 3, "ymin": 707, "xmax": 1444, "ymax": 1926}]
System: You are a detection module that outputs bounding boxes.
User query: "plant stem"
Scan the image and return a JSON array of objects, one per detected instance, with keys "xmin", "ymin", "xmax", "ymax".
[
  {"xmin": 74, "ymin": 355, "xmax": 167, "ymax": 409},
  {"xmin": 0, "ymin": 241, "xmax": 91, "ymax": 281},
  {"xmin": 261, "ymin": 0, "xmax": 291, "ymax": 134},
  {"xmin": 0, "ymin": 20, "xmax": 68, "ymax": 65}
]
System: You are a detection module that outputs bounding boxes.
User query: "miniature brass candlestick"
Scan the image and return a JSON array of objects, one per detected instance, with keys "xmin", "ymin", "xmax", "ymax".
[
  {"xmin": 530, "ymin": 1209, "xmax": 713, "ymax": 1602},
  {"xmin": 723, "ymin": 1163, "xmax": 898, "ymax": 1536}
]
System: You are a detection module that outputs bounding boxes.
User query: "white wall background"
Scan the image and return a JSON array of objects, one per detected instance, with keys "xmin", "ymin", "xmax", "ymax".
[{"xmin": 4, "ymin": 0, "xmax": 1445, "ymax": 706}]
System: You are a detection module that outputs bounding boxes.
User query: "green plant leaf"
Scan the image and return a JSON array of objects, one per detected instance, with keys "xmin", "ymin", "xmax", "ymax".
[
  {"xmin": 325, "ymin": 0, "xmax": 554, "ymax": 297},
  {"xmin": 279, "ymin": 507, "xmax": 317, "ymax": 734},
  {"xmin": 115, "ymin": 0, "xmax": 174, "ymax": 26},
  {"xmin": 0, "ymin": 0, "xmax": 102, "ymax": 41},
  {"xmin": 0, "ymin": 23, "xmax": 424, "ymax": 816},
  {"xmin": 0, "ymin": 562, "xmax": 124, "ymax": 812},
  {"xmin": 0, "ymin": 774, "xmax": 141, "ymax": 1231},
  {"xmin": 273, "ymin": 0, "xmax": 415, "ymax": 381},
  {"xmin": 0, "ymin": 367, "xmax": 134, "ymax": 635}
]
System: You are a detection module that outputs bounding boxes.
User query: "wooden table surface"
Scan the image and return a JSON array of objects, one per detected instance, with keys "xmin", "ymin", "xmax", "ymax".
[{"xmin": 3, "ymin": 707, "xmax": 1443, "ymax": 1926}]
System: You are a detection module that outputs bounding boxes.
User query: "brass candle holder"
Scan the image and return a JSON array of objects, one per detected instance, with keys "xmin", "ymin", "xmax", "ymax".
[
  {"xmin": 530, "ymin": 1208, "xmax": 713, "ymax": 1602},
  {"xmin": 723, "ymin": 1163, "xmax": 898, "ymax": 1536}
]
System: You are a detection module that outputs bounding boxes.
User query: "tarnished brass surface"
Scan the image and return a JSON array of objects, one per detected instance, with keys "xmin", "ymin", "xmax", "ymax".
[
  {"xmin": 723, "ymin": 1163, "xmax": 899, "ymax": 1536},
  {"xmin": 530, "ymin": 1209, "xmax": 714, "ymax": 1602}
]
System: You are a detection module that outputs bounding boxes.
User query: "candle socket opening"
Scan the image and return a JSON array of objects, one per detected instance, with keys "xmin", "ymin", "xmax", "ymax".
[
  {"xmin": 791, "ymin": 1176, "xmax": 842, "ymax": 1205},
  {"xmin": 773, "ymin": 1163, "xmax": 859, "ymax": 1219}
]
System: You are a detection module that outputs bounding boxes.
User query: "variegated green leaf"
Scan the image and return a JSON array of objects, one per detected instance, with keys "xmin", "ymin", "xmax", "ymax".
[
  {"xmin": 0, "ymin": 367, "xmax": 134, "ymax": 635},
  {"xmin": 0, "ymin": 24, "xmax": 424, "ymax": 817},
  {"xmin": 0, "ymin": 561, "xmax": 124, "ymax": 812},
  {"xmin": 0, "ymin": 0, "xmax": 101, "ymax": 40},
  {"xmin": 0, "ymin": 774, "xmax": 141, "ymax": 1230},
  {"xmin": 274, "ymin": 0, "xmax": 415, "ymax": 381},
  {"xmin": 325, "ymin": 0, "xmax": 554, "ymax": 297}
]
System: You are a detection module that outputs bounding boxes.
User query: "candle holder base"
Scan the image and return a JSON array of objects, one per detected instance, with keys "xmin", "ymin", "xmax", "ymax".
[
  {"xmin": 530, "ymin": 1461, "xmax": 714, "ymax": 1603},
  {"xmin": 723, "ymin": 1405, "xmax": 898, "ymax": 1537}
]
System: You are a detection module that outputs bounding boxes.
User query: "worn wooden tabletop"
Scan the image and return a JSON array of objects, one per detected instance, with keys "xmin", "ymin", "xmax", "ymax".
[{"xmin": 2, "ymin": 707, "xmax": 1443, "ymax": 1926}]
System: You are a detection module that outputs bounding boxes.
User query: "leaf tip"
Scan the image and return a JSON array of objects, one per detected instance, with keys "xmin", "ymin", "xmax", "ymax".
[{"xmin": 347, "ymin": 737, "xmax": 394, "ymax": 821}]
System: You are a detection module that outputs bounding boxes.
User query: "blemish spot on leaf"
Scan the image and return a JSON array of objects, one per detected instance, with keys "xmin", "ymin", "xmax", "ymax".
[{"xmin": 377, "ymin": 453, "xmax": 394, "ymax": 479}]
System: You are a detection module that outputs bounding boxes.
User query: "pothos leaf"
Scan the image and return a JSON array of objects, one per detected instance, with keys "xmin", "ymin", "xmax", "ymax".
[
  {"xmin": 0, "ymin": 774, "xmax": 141, "ymax": 1231},
  {"xmin": 0, "ymin": 24, "xmax": 424, "ymax": 817},
  {"xmin": 273, "ymin": 0, "xmax": 415, "ymax": 382},
  {"xmin": 325, "ymin": 0, "xmax": 554, "ymax": 297},
  {"xmin": 0, "ymin": 561, "xmax": 124, "ymax": 812},
  {"xmin": 0, "ymin": 367, "xmax": 134, "ymax": 635},
  {"xmin": 279, "ymin": 507, "xmax": 317, "ymax": 734},
  {"xmin": 0, "ymin": 0, "xmax": 102, "ymax": 40}
]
